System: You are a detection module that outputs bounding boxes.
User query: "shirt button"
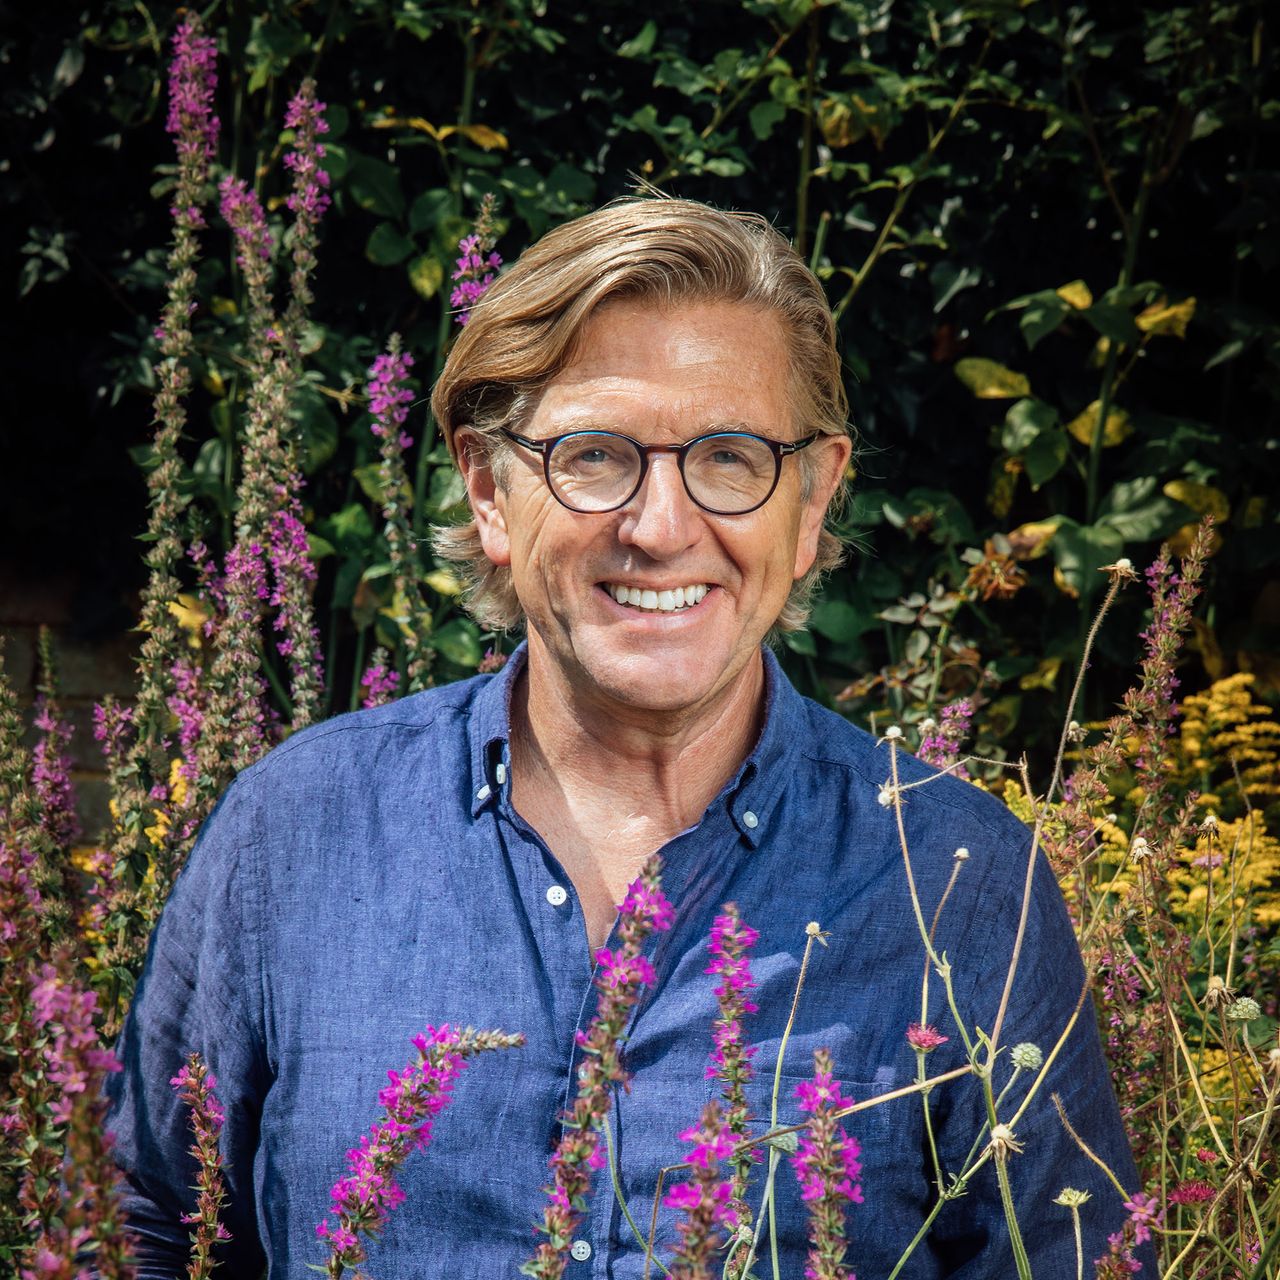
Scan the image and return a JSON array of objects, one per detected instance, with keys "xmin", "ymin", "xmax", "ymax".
[
  {"xmin": 495, "ymin": 762, "xmax": 507, "ymax": 785},
  {"xmin": 476, "ymin": 784, "xmax": 491, "ymax": 801},
  {"xmin": 546, "ymin": 885, "xmax": 569, "ymax": 907},
  {"xmin": 742, "ymin": 810, "xmax": 758, "ymax": 829},
  {"xmin": 570, "ymin": 1240, "xmax": 592, "ymax": 1262}
]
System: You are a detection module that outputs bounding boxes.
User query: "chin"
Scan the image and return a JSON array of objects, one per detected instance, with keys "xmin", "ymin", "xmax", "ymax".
[{"xmin": 575, "ymin": 641, "xmax": 745, "ymax": 715}]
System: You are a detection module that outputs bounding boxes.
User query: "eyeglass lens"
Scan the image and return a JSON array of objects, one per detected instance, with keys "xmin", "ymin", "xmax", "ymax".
[{"xmin": 547, "ymin": 432, "xmax": 780, "ymax": 514}]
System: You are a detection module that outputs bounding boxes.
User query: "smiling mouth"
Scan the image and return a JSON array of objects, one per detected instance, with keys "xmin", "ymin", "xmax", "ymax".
[{"xmin": 604, "ymin": 583, "xmax": 711, "ymax": 613}]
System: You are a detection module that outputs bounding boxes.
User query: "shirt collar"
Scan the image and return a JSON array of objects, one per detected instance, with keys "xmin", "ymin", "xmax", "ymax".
[{"xmin": 466, "ymin": 640, "xmax": 804, "ymax": 843}]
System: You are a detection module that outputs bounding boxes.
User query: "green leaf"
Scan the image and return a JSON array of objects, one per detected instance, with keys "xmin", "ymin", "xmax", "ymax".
[
  {"xmin": 1019, "ymin": 291, "xmax": 1071, "ymax": 350},
  {"xmin": 1001, "ymin": 398, "xmax": 1058, "ymax": 452},
  {"xmin": 352, "ymin": 462, "xmax": 387, "ymax": 504},
  {"xmin": 618, "ymin": 19, "xmax": 657, "ymax": 58},
  {"xmin": 749, "ymin": 101, "xmax": 786, "ymax": 141},
  {"xmin": 781, "ymin": 629, "xmax": 817, "ymax": 656},
  {"xmin": 1052, "ymin": 520, "xmax": 1124, "ymax": 597},
  {"xmin": 365, "ymin": 223, "xmax": 415, "ymax": 266},
  {"xmin": 347, "ymin": 154, "xmax": 406, "ymax": 219},
  {"xmin": 432, "ymin": 617, "xmax": 482, "ymax": 668},
  {"xmin": 1083, "ymin": 303, "xmax": 1142, "ymax": 345},
  {"xmin": 810, "ymin": 599, "xmax": 866, "ymax": 643},
  {"xmin": 408, "ymin": 189, "xmax": 451, "ymax": 234},
  {"xmin": 1024, "ymin": 429, "xmax": 1068, "ymax": 489},
  {"xmin": 931, "ymin": 262, "xmax": 982, "ymax": 313}
]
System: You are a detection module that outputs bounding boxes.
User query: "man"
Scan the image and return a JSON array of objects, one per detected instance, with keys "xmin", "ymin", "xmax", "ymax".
[{"xmin": 107, "ymin": 198, "xmax": 1143, "ymax": 1277}]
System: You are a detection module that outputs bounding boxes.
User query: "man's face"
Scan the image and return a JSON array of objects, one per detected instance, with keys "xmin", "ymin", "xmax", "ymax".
[{"xmin": 461, "ymin": 299, "xmax": 849, "ymax": 719}]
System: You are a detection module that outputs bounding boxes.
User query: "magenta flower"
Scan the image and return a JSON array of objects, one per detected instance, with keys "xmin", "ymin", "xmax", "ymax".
[
  {"xmin": 32, "ymin": 695, "xmax": 80, "ymax": 848},
  {"xmin": 905, "ymin": 1023, "xmax": 948, "ymax": 1052},
  {"xmin": 1122, "ymin": 1190, "xmax": 1164, "ymax": 1245},
  {"xmin": 283, "ymin": 82, "xmax": 331, "ymax": 223},
  {"xmin": 664, "ymin": 1102, "xmax": 737, "ymax": 1280},
  {"xmin": 523, "ymin": 856, "xmax": 673, "ymax": 1280},
  {"xmin": 219, "ymin": 175, "xmax": 273, "ymax": 270},
  {"xmin": 917, "ymin": 698, "xmax": 972, "ymax": 775},
  {"xmin": 450, "ymin": 193, "xmax": 502, "ymax": 325},
  {"xmin": 791, "ymin": 1050, "xmax": 862, "ymax": 1280},
  {"xmin": 171, "ymin": 1053, "xmax": 232, "ymax": 1275},
  {"xmin": 1167, "ymin": 1180, "xmax": 1215, "ymax": 1205},
  {"xmin": 360, "ymin": 656, "xmax": 401, "ymax": 709},
  {"xmin": 318, "ymin": 1025, "xmax": 522, "ymax": 1278},
  {"xmin": 166, "ymin": 15, "xmax": 219, "ymax": 167},
  {"xmin": 368, "ymin": 346, "xmax": 416, "ymax": 450},
  {"xmin": 704, "ymin": 903, "xmax": 760, "ymax": 1221}
]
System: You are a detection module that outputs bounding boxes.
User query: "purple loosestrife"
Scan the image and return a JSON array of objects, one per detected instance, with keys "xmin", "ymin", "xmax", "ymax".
[
  {"xmin": 24, "ymin": 954, "xmax": 135, "ymax": 1279},
  {"xmin": 704, "ymin": 904, "xmax": 760, "ymax": 1220},
  {"xmin": 523, "ymin": 857, "xmax": 675, "ymax": 1280},
  {"xmin": 360, "ymin": 649, "xmax": 400, "ymax": 708},
  {"xmin": 0, "ymin": 834, "xmax": 63, "ymax": 1246},
  {"xmin": 665, "ymin": 1102, "xmax": 737, "ymax": 1280},
  {"xmin": 917, "ymin": 698, "xmax": 972, "ymax": 777},
  {"xmin": 281, "ymin": 80, "xmax": 331, "ymax": 354},
  {"xmin": 317, "ymin": 1025, "xmax": 524, "ymax": 1279},
  {"xmin": 450, "ymin": 193, "xmax": 502, "ymax": 325},
  {"xmin": 267, "ymin": 498, "xmax": 325, "ymax": 727},
  {"xmin": 369, "ymin": 339, "xmax": 433, "ymax": 692},
  {"xmin": 791, "ymin": 1050, "xmax": 863, "ymax": 1280},
  {"xmin": 1094, "ymin": 1220, "xmax": 1142, "ymax": 1278},
  {"xmin": 171, "ymin": 1053, "xmax": 231, "ymax": 1278},
  {"xmin": 31, "ymin": 696, "xmax": 79, "ymax": 851},
  {"xmin": 116, "ymin": 13, "xmax": 218, "ymax": 940}
]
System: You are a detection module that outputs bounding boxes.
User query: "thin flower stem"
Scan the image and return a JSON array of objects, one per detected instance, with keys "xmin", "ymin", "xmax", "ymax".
[
  {"xmin": 766, "ymin": 924, "xmax": 821, "ymax": 1280},
  {"xmin": 1050, "ymin": 1094, "xmax": 1131, "ymax": 1202},
  {"xmin": 995, "ymin": 1157, "xmax": 1033, "ymax": 1280},
  {"xmin": 1069, "ymin": 1203, "xmax": 1084, "ymax": 1280},
  {"xmin": 603, "ymin": 1117, "xmax": 672, "ymax": 1277}
]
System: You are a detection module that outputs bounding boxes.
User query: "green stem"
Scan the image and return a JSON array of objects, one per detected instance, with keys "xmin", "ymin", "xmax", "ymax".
[
  {"xmin": 995, "ymin": 1157, "xmax": 1033, "ymax": 1280},
  {"xmin": 603, "ymin": 1117, "xmax": 671, "ymax": 1276}
]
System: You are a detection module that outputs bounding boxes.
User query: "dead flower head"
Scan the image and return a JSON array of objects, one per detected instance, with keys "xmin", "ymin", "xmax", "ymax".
[
  {"xmin": 1204, "ymin": 975, "xmax": 1235, "ymax": 1011},
  {"xmin": 987, "ymin": 1123, "xmax": 1024, "ymax": 1162}
]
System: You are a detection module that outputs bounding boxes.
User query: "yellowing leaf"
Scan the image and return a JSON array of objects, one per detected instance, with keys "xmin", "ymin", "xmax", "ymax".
[
  {"xmin": 373, "ymin": 114, "xmax": 443, "ymax": 139},
  {"xmin": 424, "ymin": 568, "xmax": 463, "ymax": 597},
  {"xmin": 1163, "ymin": 479, "xmax": 1230, "ymax": 521},
  {"xmin": 210, "ymin": 295, "xmax": 238, "ymax": 319},
  {"xmin": 1053, "ymin": 565, "xmax": 1079, "ymax": 599},
  {"xmin": 408, "ymin": 254, "xmax": 444, "ymax": 300},
  {"xmin": 201, "ymin": 368, "xmax": 226, "ymax": 398},
  {"xmin": 1019, "ymin": 656, "xmax": 1063, "ymax": 691},
  {"xmin": 454, "ymin": 123, "xmax": 509, "ymax": 151},
  {"xmin": 168, "ymin": 594, "xmax": 211, "ymax": 645},
  {"xmin": 1065, "ymin": 400, "xmax": 1132, "ymax": 447},
  {"xmin": 954, "ymin": 357, "xmax": 1031, "ymax": 399},
  {"xmin": 1136, "ymin": 296, "xmax": 1195, "ymax": 338},
  {"xmin": 1007, "ymin": 519, "xmax": 1059, "ymax": 560},
  {"xmin": 1056, "ymin": 279, "xmax": 1093, "ymax": 310},
  {"xmin": 1243, "ymin": 495, "xmax": 1266, "ymax": 529}
]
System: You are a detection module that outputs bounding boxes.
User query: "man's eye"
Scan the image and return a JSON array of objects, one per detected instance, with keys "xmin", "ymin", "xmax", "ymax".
[{"xmin": 708, "ymin": 448, "xmax": 748, "ymax": 467}]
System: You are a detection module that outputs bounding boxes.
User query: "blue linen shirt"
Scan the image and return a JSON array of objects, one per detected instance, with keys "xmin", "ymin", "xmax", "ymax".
[{"xmin": 106, "ymin": 644, "xmax": 1145, "ymax": 1278}]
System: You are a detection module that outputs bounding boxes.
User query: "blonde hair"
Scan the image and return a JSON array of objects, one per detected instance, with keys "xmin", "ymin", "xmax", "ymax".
[{"xmin": 430, "ymin": 196, "xmax": 851, "ymax": 632}]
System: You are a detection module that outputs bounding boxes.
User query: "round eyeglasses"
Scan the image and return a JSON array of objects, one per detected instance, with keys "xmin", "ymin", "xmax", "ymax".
[{"xmin": 499, "ymin": 427, "xmax": 818, "ymax": 516}]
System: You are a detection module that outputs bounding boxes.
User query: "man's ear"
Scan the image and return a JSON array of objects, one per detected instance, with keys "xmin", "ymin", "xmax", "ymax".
[
  {"xmin": 794, "ymin": 432, "xmax": 853, "ymax": 580},
  {"xmin": 456, "ymin": 430, "xmax": 511, "ymax": 567}
]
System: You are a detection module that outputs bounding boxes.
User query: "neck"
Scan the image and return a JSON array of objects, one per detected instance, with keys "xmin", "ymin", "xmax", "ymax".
[{"xmin": 511, "ymin": 637, "xmax": 766, "ymax": 846}]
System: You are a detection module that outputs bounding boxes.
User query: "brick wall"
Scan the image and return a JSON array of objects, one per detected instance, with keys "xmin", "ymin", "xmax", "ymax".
[{"xmin": 1, "ymin": 563, "xmax": 139, "ymax": 842}]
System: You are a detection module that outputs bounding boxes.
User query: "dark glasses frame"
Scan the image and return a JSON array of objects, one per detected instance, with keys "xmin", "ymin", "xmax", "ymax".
[{"xmin": 498, "ymin": 427, "xmax": 819, "ymax": 516}]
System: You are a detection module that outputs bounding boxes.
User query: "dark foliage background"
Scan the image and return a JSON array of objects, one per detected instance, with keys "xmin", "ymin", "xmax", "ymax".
[{"xmin": 4, "ymin": 0, "xmax": 1278, "ymax": 760}]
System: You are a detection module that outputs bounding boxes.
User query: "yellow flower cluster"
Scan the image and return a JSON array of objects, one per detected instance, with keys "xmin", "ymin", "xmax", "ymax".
[{"xmin": 1179, "ymin": 673, "xmax": 1280, "ymax": 815}]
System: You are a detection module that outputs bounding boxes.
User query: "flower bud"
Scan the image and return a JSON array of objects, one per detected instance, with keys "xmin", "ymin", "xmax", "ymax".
[
  {"xmin": 1011, "ymin": 1042, "xmax": 1044, "ymax": 1071},
  {"xmin": 1054, "ymin": 1187, "xmax": 1091, "ymax": 1207},
  {"xmin": 1226, "ymin": 997, "xmax": 1261, "ymax": 1023}
]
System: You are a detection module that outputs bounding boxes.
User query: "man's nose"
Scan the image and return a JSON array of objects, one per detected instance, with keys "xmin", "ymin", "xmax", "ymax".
[{"xmin": 616, "ymin": 454, "xmax": 700, "ymax": 558}]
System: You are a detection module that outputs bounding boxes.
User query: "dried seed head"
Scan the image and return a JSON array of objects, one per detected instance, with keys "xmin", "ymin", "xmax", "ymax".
[
  {"xmin": 884, "ymin": 725, "xmax": 903, "ymax": 741},
  {"xmin": 987, "ymin": 1124, "xmax": 1024, "ymax": 1162},
  {"xmin": 1201, "ymin": 812, "xmax": 1219, "ymax": 833},
  {"xmin": 919, "ymin": 717, "xmax": 937, "ymax": 733},
  {"xmin": 1100, "ymin": 558, "xmax": 1138, "ymax": 582},
  {"xmin": 954, "ymin": 847, "xmax": 970, "ymax": 861},
  {"xmin": 1067, "ymin": 720, "xmax": 1085, "ymax": 742},
  {"xmin": 1128, "ymin": 835, "xmax": 1151, "ymax": 863},
  {"xmin": 877, "ymin": 783, "xmax": 897, "ymax": 808},
  {"xmin": 1204, "ymin": 975, "xmax": 1235, "ymax": 1010}
]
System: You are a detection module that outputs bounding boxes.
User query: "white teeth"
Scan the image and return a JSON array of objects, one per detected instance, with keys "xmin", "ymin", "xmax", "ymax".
[{"xmin": 607, "ymin": 583, "xmax": 710, "ymax": 612}]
